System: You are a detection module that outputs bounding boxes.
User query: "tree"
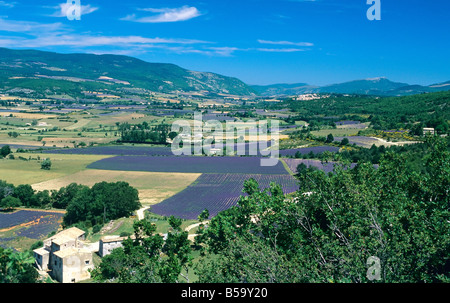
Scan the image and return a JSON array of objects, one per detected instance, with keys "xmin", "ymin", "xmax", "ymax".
[
  {"xmin": 52, "ymin": 183, "xmax": 85, "ymax": 209},
  {"xmin": 326, "ymin": 133, "xmax": 334, "ymax": 143},
  {"xmin": 168, "ymin": 131, "xmax": 179, "ymax": 140},
  {"xmin": 0, "ymin": 196, "xmax": 21, "ymax": 209},
  {"xmin": 91, "ymin": 217, "xmax": 192, "ymax": 283},
  {"xmin": 7, "ymin": 132, "xmax": 19, "ymax": 138},
  {"xmin": 0, "ymin": 145, "xmax": 11, "ymax": 157},
  {"xmin": 63, "ymin": 182, "xmax": 141, "ymax": 227},
  {"xmin": 198, "ymin": 209, "xmax": 210, "ymax": 222},
  {"xmin": 0, "ymin": 180, "xmax": 14, "ymax": 200},
  {"xmin": 411, "ymin": 123, "xmax": 424, "ymax": 136},
  {"xmin": 13, "ymin": 184, "xmax": 34, "ymax": 207},
  {"xmin": 195, "ymin": 136, "xmax": 449, "ymax": 283},
  {"xmin": 340, "ymin": 137, "xmax": 349, "ymax": 146},
  {"xmin": 0, "ymin": 248, "xmax": 39, "ymax": 283},
  {"xmin": 90, "ymin": 181, "xmax": 141, "ymax": 222},
  {"xmin": 63, "ymin": 185, "xmax": 92, "ymax": 226},
  {"xmin": 33, "ymin": 190, "xmax": 52, "ymax": 208},
  {"xmin": 41, "ymin": 158, "xmax": 52, "ymax": 170}
]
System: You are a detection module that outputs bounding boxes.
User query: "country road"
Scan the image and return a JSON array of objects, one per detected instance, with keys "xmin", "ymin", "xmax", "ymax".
[{"xmin": 137, "ymin": 206, "xmax": 150, "ymax": 220}]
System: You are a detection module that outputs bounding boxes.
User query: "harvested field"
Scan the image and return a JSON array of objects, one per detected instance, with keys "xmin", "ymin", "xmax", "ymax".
[
  {"xmin": 0, "ymin": 112, "xmax": 57, "ymax": 119},
  {"xmin": 31, "ymin": 169, "xmax": 201, "ymax": 205}
]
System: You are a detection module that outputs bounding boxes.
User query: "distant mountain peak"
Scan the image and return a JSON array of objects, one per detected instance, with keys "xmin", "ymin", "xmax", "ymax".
[
  {"xmin": 252, "ymin": 77, "xmax": 450, "ymax": 97},
  {"xmin": 364, "ymin": 76, "xmax": 387, "ymax": 81}
]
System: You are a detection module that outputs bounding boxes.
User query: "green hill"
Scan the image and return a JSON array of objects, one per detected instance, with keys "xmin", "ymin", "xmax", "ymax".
[{"xmin": 0, "ymin": 48, "xmax": 256, "ymax": 96}]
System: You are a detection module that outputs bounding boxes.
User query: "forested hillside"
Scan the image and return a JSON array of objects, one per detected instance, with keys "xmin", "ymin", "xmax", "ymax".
[{"xmin": 279, "ymin": 91, "xmax": 449, "ymax": 132}]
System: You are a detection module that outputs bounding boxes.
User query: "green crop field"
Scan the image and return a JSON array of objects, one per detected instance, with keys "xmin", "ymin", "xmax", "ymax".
[{"xmin": 311, "ymin": 128, "xmax": 361, "ymax": 137}]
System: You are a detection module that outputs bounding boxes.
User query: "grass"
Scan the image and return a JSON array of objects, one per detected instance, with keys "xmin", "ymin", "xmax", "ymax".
[
  {"xmin": 0, "ymin": 234, "xmax": 39, "ymax": 252},
  {"xmin": 311, "ymin": 128, "xmax": 361, "ymax": 137},
  {"xmin": 86, "ymin": 217, "xmax": 136, "ymax": 242},
  {"xmin": 64, "ymin": 119, "xmax": 91, "ymax": 130},
  {"xmin": 0, "ymin": 153, "xmax": 112, "ymax": 185},
  {"xmin": 280, "ymin": 159, "xmax": 295, "ymax": 175},
  {"xmin": 86, "ymin": 213, "xmax": 199, "ymax": 242}
]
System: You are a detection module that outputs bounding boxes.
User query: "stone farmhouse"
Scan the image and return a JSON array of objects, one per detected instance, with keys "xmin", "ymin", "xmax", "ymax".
[
  {"xmin": 98, "ymin": 235, "xmax": 130, "ymax": 257},
  {"xmin": 33, "ymin": 224, "xmax": 170, "ymax": 282},
  {"xmin": 33, "ymin": 227, "xmax": 94, "ymax": 283},
  {"xmin": 98, "ymin": 233, "xmax": 167, "ymax": 257}
]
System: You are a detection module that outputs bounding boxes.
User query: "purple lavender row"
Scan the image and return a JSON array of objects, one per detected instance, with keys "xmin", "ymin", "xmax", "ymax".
[
  {"xmin": 150, "ymin": 173, "xmax": 299, "ymax": 219},
  {"xmin": 87, "ymin": 155, "xmax": 290, "ymax": 175}
]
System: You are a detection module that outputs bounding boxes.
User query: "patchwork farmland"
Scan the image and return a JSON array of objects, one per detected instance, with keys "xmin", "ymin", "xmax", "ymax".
[
  {"xmin": 51, "ymin": 148, "xmax": 299, "ymax": 219},
  {"xmin": 84, "ymin": 154, "xmax": 299, "ymax": 219}
]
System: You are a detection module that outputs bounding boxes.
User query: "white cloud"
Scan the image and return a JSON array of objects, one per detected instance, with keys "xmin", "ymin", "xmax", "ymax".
[
  {"xmin": 0, "ymin": 34, "xmax": 207, "ymax": 49},
  {"xmin": 258, "ymin": 39, "xmax": 314, "ymax": 47},
  {"xmin": 0, "ymin": 1, "xmax": 16, "ymax": 8},
  {"xmin": 0, "ymin": 17, "xmax": 211, "ymax": 55},
  {"xmin": 50, "ymin": 3, "xmax": 99, "ymax": 18},
  {"xmin": 256, "ymin": 48, "xmax": 306, "ymax": 53},
  {"xmin": 206, "ymin": 47, "xmax": 240, "ymax": 56},
  {"xmin": 122, "ymin": 6, "xmax": 201, "ymax": 23},
  {"xmin": 0, "ymin": 18, "xmax": 65, "ymax": 34}
]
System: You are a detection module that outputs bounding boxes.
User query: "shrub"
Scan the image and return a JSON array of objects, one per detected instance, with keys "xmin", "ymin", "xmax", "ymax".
[{"xmin": 41, "ymin": 158, "xmax": 52, "ymax": 170}]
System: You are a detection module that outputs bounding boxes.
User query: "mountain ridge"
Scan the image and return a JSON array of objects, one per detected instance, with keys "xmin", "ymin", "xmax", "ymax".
[
  {"xmin": 1, "ymin": 47, "xmax": 448, "ymax": 97},
  {"xmin": 251, "ymin": 78, "xmax": 450, "ymax": 97},
  {"xmin": 0, "ymin": 47, "xmax": 256, "ymax": 96}
]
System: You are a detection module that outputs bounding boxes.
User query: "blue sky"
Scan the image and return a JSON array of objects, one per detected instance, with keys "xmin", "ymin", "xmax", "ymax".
[{"xmin": 0, "ymin": 0, "xmax": 449, "ymax": 86}]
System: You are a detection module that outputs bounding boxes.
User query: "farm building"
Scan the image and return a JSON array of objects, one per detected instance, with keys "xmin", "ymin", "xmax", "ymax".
[
  {"xmin": 52, "ymin": 247, "xmax": 93, "ymax": 283},
  {"xmin": 99, "ymin": 233, "xmax": 168, "ymax": 257},
  {"xmin": 98, "ymin": 235, "xmax": 129, "ymax": 257},
  {"xmin": 423, "ymin": 128, "xmax": 435, "ymax": 135},
  {"xmin": 33, "ymin": 227, "xmax": 94, "ymax": 283}
]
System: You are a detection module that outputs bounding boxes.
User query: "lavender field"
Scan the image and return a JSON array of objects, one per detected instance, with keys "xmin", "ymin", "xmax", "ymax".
[
  {"xmin": 45, "ymin": 145, "xmax": 174, "ymax": 156},
  {"xmin": 0, "ymin": 144, "xmax": 52, "ymax": 150},
  {"xmin": 88, "ymin": 155, "xmax": 290, "ymax": 174},
  {"xmin": 0, "ymin": 210, "xmax": 64, "ymax": 243},
  {"xmin": 15, "ymin": 213, "xmax": 63, "ymax": 239},
  {"xmin": 43, "ymin": 142, "xmax": 275, "ymax": 157},
  {"xmin": 279, "ymin": 145, "xmax": 340, "ymax": 157},
  {"xmin": 150, "ymin": 173, "xmax": 299, "ymax": 219},
  {"xmin": 0, "ymin": 210, "xmax": 59, "ymax": 229},
  {"xmin": 283, "ymin": 159, "xmax": 357, "ymax": 174},
  {"xmin": 335, "ymin": 121, "xmax": 367, "ymax": 128}
]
